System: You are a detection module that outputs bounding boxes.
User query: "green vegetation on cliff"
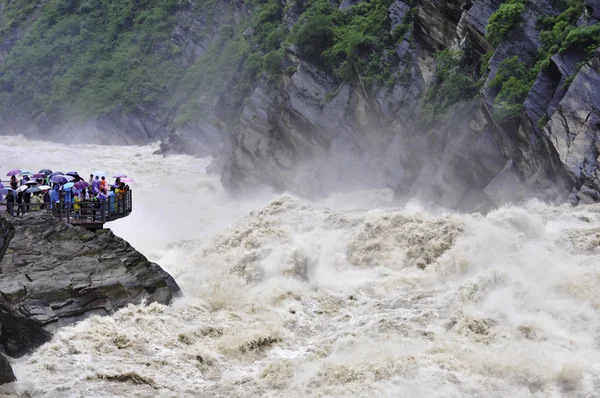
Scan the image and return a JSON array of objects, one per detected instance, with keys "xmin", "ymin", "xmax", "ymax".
[
  {"xmin": 537, "ymin": 0, "xmax": 600, "ymax": 70},
  {"xmin": 0, "ymin": 0, "xmax": 39, "ymax": 33},
  {"xmin": 485, "ymin": 0, "xmax": 525, "ymax": 46},
  {"xmin": 483, "ymin": 0, "xmax": 599, "ymax": 121},
  {"xmin": 490, "ymin": 56, "xmax": 535, "ymax": 120},
  {"xmin": 172, "ymin": 0, "xmax": 282, "ymax": 125},
  {"xmin": 175, "ymin": 0, "xmax": 403, "ymax": 125},
  {"xmin": 420, "ymin": 49, "xmax": 477, "ymax": 125},
  {"xmin": 0, "ymin": 0, "xmax": 184, "ymax": 122},
  {"xmin": 292, "ymin": 0, "xmax": 400, "ymax": 84}
]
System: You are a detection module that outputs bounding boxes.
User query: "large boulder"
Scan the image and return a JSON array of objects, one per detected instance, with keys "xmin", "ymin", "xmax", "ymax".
[{"xmin": 0, "ymin": 212, "xmax": 181, "ymax": 357}]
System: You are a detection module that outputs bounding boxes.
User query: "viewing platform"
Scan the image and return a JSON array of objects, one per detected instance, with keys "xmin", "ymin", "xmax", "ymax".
[
  {"xmin": 1, "ymin": 190, "xmax": 133, "ymax": 231},
  {"xmin": 52, "ymin": 190, "xmax": 133, "ymax": 230}
]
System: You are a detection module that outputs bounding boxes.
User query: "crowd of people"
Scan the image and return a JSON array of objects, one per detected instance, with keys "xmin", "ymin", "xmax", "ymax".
[{"xmin": 0, "ymin": 169, "xmax": 132, "ymax": 221}]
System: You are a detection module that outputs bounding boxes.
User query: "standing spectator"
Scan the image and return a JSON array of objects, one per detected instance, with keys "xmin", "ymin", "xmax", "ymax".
[
  {"xmin": 5, "ymin": 190, "xmax": 14, "ymax": 216},
  {"xmin": 108, "ymin": 187, "xmax": 116, "ymax": 211},
  {"xmin": 92, "ymin": 176, "xmax": 100, "ymax": 195},
  {"xmin": 73, "ymin": 193, "xmax": 81, "ymax": 216},
  {"xmin": 30, "ymin": 193, "xmax": 42, "ymax": 211},
  {"xmin": 43, "ymin": 190, "xmax": 50, "ymax": 209},
  {"xmin": 64, "ymin": 187, "xmax": 72, "ymax": 209},
  {"xmin": 23, "ymin": 190, "xmax": 31, "ymax": 212},
  {"xmin": 16, "ymin": 191, "xmax": 24, "ymax": 216},
  {"xmin": 100, "ymin": 176, "xmax": 108, "ymax": 194}
]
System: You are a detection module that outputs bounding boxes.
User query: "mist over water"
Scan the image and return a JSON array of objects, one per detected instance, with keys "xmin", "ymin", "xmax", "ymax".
[{"xmin": 1, "ymin": 136, "xmax": 600, "ymax": 397}]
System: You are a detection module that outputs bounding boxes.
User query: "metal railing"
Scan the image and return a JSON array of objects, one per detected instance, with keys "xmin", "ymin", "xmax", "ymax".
[
  {"xmin": 54, "ymin": 190, "xmax": 132, "ymax": 224},
  {"xmin": 1, "ymin": 190, "xmax": 132, "ymax": 228}
]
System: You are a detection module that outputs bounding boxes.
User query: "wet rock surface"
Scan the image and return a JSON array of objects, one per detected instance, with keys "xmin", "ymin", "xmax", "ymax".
[
  {"xmin": 544, "ymin": 50, "xmax": 600, "ymax": 203},
  {"xmin": 0, "ymin": 354, "xmax": 15, "ymax": 385},
  {"xmin": 0, "ymin": 212, "xmax": 181, "ymax": 358}
]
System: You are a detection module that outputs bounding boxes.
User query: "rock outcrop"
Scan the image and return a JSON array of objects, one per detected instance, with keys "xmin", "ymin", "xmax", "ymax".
[
  {"xmin": 0, "ymin": 212, "xmax": 180, "ymax": 362},
  {"xmin": 543, "ymin": 50, "xmax": 600, "ymax": 204},
  {"xmin": 0, "ymin": 354, "xmax": 15, "ymax": 385}
]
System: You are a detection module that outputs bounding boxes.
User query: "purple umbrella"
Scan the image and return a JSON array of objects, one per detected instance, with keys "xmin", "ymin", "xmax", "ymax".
[
  {"xmin": 6, "ymin": 169, "xmax": 21, "ymax": 176},
  {"xmin": 51, "ymin": 175, "xmax": 68, "ymax": 184},
  {"xmin": 49, "ymin": 171, "xmax": 64, "ymax": 178},
  {"xmin": 66, "ymin": 172, "xmax": 79, "ymax": 177},
  {"xmin": 74, "ymin": 181, "xmax": 89, "ymax": 190},
  {"xmin": 32, "ymin": 173, "xmax": 46, "ymax": 179},
  {"xmin": 38, "ymin": 169, "xmax": 53, "ymax": 176},
  {"xmin": 113, "ymin": 173, "xmax": 127, "ymax": 178},
  {"xmin": 97, "ymin": 192, "xmax": 107, "ymax": 201}
]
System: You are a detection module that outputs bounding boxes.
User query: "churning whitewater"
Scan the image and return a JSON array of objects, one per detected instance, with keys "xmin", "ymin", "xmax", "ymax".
[{"xmin": 1, "ymin": 136, "xmax": 600, "ymax": 397}]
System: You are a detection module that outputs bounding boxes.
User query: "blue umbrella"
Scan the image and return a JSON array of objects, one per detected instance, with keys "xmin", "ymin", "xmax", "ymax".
[
  {"xmin": 49, "ymin": 171, "xmax": 64, "ymax": 178},
  {"xmin": 63, "ymin": 182, "xmax": 75, "ymax": 190},
  {"xmin": 51, "ymin": 175, "xmax": 68, "ymax": 184}
]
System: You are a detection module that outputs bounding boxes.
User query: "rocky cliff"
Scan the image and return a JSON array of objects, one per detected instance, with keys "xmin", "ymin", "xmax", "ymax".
[
  {"xmin": 0, "ymin": 0, "xmax": 598, "ymax": 209},
  {"xmin": 0, "ymin": 211, "xmax": 180, "ymax": 383},
  {"xmin": 216, "ymin": 0, "xmax": 600, "ymax": 209}
]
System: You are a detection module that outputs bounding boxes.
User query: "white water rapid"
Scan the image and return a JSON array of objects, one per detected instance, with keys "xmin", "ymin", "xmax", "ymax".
[{"xmin": 1, "ymin": 136, "xmax": 600, "ymax": 397}]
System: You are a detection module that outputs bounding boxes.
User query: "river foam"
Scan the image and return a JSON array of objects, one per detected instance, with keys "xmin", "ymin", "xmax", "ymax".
[{"xmin": 1, "ymin": 136, "xmax": 599, "ymax": 397}]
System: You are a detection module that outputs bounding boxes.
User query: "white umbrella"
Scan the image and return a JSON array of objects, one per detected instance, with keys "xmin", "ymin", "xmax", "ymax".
[
  {"xmin": 16, "ymin": 185, "xmax": 28, "ymax": 193},
  {"xmin": 93, "ymin": 170, "xmax": 107, "ymax": 177},
  {"xmin": 38, "ymin": 185, "xmax": 51, "ymax": 190},
  {"xmin": 65, "ymin": 175, "xmax": 75, "ymax": 182}
]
